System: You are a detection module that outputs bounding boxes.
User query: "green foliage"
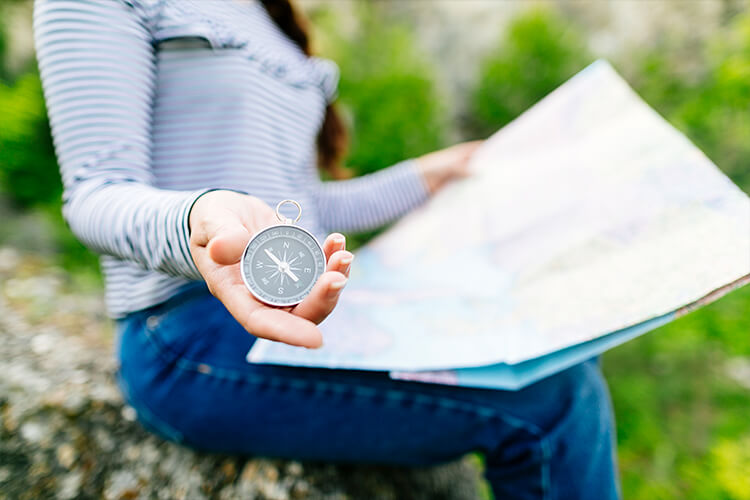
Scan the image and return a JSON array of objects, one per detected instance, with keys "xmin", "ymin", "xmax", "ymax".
[
  {"xmin": 0, "ymin": 73, "xmax": 61, "ymax": 207},
  {"xmin": 0, "ymin": 1, "xmax": 98, "ymax": 275},
  {"xmin": 468, "ymin": 9, "xmax": 593, "ymax": 137},
  {"xmin": 604, "ymin": 286, "xmax": 750, "ymax": 499},
  {"xmin": 0, "ymin": 69, "xmax": 98, "ymax": 274},
  {"xmin": 633, "ymin": 14, "xmax": 750, "ymax": 193},
  {"xmin": 312, "ymin": 4, "xmax": 448, "ymax": 176}
]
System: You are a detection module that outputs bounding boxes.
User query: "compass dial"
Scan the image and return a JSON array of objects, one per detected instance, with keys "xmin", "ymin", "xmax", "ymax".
[{"xmin": 241, "ymin": 225, "xmax": 326, "ymax": 307}]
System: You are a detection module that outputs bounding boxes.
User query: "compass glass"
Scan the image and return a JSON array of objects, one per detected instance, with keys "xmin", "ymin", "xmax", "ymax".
[{"xmin": 241, "ymin": 225, "xmax": 326, "ymax": 306}]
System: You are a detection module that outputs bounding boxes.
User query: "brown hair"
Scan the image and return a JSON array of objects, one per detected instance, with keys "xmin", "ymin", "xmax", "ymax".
[{"xmin": 259, "ymin": 0, "xmax": 349, "ymax": 178}]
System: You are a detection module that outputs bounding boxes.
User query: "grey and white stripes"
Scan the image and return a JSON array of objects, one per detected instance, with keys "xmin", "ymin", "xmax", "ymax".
[{"xmin": 34, "ymin": 0, "xmax": 429, "ymax": 317}]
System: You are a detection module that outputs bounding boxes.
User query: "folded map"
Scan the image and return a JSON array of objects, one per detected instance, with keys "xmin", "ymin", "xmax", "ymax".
[{"xmin": 248, "ymin": 60, "xmax": 750, "ymax": 388}]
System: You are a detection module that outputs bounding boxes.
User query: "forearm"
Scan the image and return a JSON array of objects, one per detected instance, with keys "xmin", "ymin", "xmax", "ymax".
[
  {"xmin": 312, "ymin": 159, "xmax": 430, "ymax": 233},
  {"xmin": 63, "ymin": 180, "xmax": 208, "ymax": 279},
  {"xmin": 36, "ymin": 0, "xmax": 207, "ymax": 277}
]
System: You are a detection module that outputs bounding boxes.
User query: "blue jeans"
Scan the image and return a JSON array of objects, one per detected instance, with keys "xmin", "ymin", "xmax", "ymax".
[{"xmin": 116, "ymin": 284, "xmax": 620, "ymax": 500}]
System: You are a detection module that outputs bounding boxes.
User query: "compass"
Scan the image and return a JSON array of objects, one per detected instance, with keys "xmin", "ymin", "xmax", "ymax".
[{"xmin": 240, "ymin": 200, "xmax": 326, "ymax": 307}]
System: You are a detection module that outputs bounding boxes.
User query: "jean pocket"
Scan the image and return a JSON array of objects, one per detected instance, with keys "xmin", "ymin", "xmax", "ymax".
[{"xmin": 140, "ymin": 286, "xmax": 212, "ymax": 364}]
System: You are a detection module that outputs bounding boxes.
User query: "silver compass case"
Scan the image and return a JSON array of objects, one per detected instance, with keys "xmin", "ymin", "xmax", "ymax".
[{"xmin": 240, "ymin": 200, "xmax": 326, "ymax": 307}]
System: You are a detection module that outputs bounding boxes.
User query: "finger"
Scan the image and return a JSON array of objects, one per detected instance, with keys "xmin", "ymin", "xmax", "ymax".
[
  {"xmin": 323, "ymin": 233, "xmax": 346, "ymax": 261},
  {"xmin": 218, "ymin": 280, "xmax": 323, "ymax": 347},
  {"xmin": 247, "ymin": 307, "xmax": 323, "ymax": 348},
  {"xmin": 292, "ymin": 270, "xmax": 347, "ymax": 325},
  {"xmin": 207, "ymin": 224, "xmax": 252, "ymax": 265},
  {"xmin": 327, "ymin": 250, "xmax": 354, "ymax": 277}
]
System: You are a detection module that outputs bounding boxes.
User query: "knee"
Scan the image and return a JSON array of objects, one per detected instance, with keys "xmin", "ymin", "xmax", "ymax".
[
  {"xmin": 543, "ymin": 360, "xmax": 620, "ymax": 499},
  {"xmin": 537, "ymin": 360, "xmax": 615, "ymax": 445},
  {"xmin": 505, "ymin": 359, "xmax": 613, "ymax": 438},
  {"xmin": 569, "ymin": 360, "xmax": 614, "ymax": 437}
]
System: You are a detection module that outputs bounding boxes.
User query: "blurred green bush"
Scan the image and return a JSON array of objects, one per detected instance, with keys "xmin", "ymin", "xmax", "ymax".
[
  {"xmin": 312, "ymin": 3, "xmax": 448, "ymax": 176},
  {"xmin": 469, "ymin": 8, "xmax": 750, "ymax": 196},
  {"xmin": 0, "ymin": 13, "xmax": 100, "ymax": 275},
  {"xmin": 634, "ymin": 13, "xmax": 750, "ymax": 193},
  {"xmin": 0, "ymin": 5, "xmax": 60, "ymax": 208},
  {"xmin": 468, "ymin": 9, "xmax": 593, "ymax": 137},
  {"xmin": 0, "ymin": 73, "xmax": 60, "ymax": 207}
]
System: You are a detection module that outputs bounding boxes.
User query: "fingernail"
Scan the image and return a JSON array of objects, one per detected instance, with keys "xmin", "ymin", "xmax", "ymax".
[
  {"xmin": 334, "ymin": 235, "xmax": 345, "ymax": 246},
  {"xmin": 330, "ymin": 278, "xmax": 348, "ymax": 291},
  {"xmin": 340, "ymin": 254, "xmax": 354, "ymax": 266}
]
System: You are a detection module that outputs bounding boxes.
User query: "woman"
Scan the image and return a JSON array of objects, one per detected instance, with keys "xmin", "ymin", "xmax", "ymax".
[{"xmin": 34, "ymin": 0, "xmax": 620, "ymax": 498}]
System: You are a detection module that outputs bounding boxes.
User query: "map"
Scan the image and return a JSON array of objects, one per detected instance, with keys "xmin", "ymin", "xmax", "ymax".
[{"xmin": 248, "ymin": 60, "xmax": 750, "ymax": 386}]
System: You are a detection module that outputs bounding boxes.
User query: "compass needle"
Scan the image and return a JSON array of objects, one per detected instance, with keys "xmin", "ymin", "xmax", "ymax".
[
  {"xmin": 241, "ymin": 200, "xmax": 325, "ymax": 307},
  {"xmin": 264, "ymin": 248, "xmax": 283, "ymax": 267},
  {"xmin": 284, "ymin": 268, "xmax": 299, "ymax": 282}
]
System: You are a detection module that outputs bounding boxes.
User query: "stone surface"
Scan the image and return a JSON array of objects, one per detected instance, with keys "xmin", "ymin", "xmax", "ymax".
[{"xmin": 0, "ymin": 247, "xmax": 484, "ymax": 500}]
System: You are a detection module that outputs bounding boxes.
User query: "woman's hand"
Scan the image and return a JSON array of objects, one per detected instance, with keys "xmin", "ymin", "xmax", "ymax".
[
  {"xmin": 416, "ymin": 141, "xmax": 484, "ymax": 194},
  {"xmin": 188, "ymin": 190, "xmax": 353, "ymax": 348}
]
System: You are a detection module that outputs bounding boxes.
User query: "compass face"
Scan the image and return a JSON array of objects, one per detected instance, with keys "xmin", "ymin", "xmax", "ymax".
[{"xmin": 241, "ymin": 225, "xmax": 326, "ymax": 306}]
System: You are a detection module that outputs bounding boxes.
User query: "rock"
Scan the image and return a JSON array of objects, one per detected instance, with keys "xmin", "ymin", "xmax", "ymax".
[
  {"xmin": 55, "ymin": 444, "xmax": 76, "ymax": 469},
  {"xmin": 104, "ymin": 470, "xmax": 140, "ymax": 500},
  {"xmin": 0, "ymin": 250, "xmax": 484, "ymax": 499},
  {"xmin": 57, "ymin": 471, "xmax": 83, "ymax": 500}
]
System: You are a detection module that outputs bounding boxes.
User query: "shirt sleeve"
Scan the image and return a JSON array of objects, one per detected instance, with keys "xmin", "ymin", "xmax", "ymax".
[
  {"xmin": 311, "ymin": 159, "xmax": 430, "ymax": 233},
  {"xmin": 34, "ymin": 0, "xmax": 208, "ymax": 280}
]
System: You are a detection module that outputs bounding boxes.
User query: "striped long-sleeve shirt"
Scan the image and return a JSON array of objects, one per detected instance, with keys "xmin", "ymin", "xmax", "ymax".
[{"xmin": 33, "ymin": 0, "xmax": 430, "ymax": 317}]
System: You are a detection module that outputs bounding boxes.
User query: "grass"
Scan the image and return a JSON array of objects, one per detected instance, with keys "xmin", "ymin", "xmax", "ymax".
[{"xmin": 604, "ymin": 285, "xmax": 750, "ymax": 499}]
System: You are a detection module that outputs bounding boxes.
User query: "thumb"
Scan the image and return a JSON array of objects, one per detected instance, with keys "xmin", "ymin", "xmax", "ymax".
[{"xmin": 207, "ymin": 223, "xmax": 252, "ymax": 265}]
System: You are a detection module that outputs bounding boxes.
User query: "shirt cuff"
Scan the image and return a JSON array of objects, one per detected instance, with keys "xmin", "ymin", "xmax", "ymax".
[
  {"xmin": 170, "ymin": 188, "xmax": 217, "ymax": 281},
  {"xmin": 397, "ymin": 158, "xmax": 431, "ymax": 208}
]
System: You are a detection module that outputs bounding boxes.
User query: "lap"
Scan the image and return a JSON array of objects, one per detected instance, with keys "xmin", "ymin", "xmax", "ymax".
[{"xmin": 116, "ymin": 284, "xmax": 610, "ymax": 468}]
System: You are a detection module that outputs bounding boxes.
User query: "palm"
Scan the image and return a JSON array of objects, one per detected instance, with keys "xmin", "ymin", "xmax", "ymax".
[{"xmin": 189, "ymin": 191, "xmax": 352, "ymax": 347}]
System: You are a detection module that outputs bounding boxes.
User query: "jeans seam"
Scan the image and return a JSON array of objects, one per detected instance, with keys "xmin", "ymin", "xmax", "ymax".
[
  {"xmin": 169, "ymin": 352, "xmax": 547, "ymax": 443},
  {"xmin": 540, "ymin": 436, "xmax": 552, "ymax": 500},
  {"xmin": 131, "ymin": 290, "xmax": 544, "ymax": 438},
  {"xmin": 132, "ymin": 300, "xmax": 495, "ymax": 422},
  {"xmin": 140, "ymin": 327, "xmax": 497, "ymax": 422},
  {"xmin": 132, "ymin": 321, "xmax": 552, "ymax": 497}
]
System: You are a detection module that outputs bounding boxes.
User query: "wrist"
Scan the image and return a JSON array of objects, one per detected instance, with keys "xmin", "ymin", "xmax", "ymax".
[
  {"xmin": 415, "ymin": 157, "xmax": 439, "ymax": 195},
  {"xmin": 188, "ymin": 189, "xmax": 255, "ymax": 234},
  {"xmin": 188, "ymin": 189, "xmax": 223, "ymax": 235}
]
